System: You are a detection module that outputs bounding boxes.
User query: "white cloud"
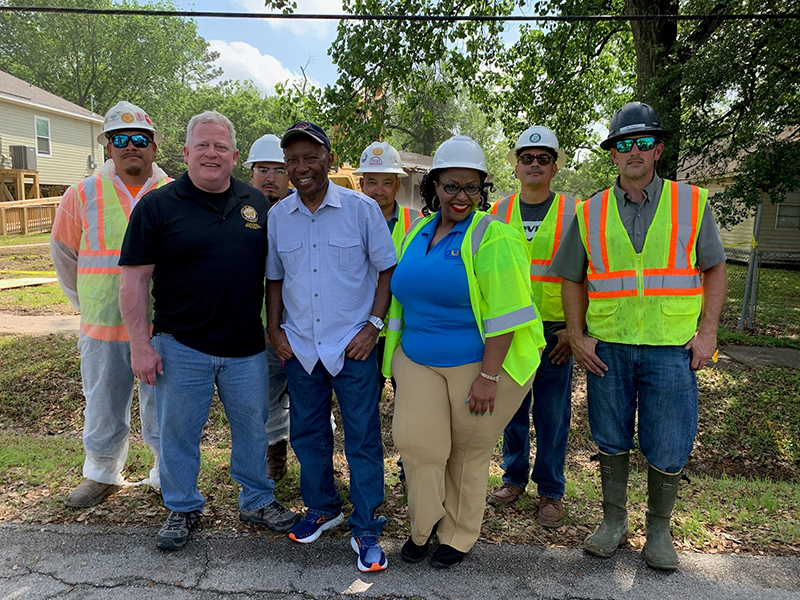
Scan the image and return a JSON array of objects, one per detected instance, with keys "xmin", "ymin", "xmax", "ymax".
[
  {"xmin": 234, "ymin": 0, "xmax": 340, "ymax": 38},
  {"xmin": 209, "ymin": 40, "xmax": 313, "ymax": 95}
]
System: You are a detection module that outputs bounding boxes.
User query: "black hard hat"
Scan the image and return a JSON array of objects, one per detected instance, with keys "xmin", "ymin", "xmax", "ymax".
[{"xmin": 600, "ymin": 102, "xmax": 672, "ymax": 150}]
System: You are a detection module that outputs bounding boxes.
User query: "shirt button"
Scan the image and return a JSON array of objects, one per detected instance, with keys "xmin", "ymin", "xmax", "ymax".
[
  {"xmin": 314, "ymin": 293, "xmax": 318, "ymax": 297},
  {"xmin": 318, "ymin": 341, "xmax": 321, "ymax": 345},
  {"xmin": 313, "ymin": 244, "xmax": 317, "ymax": 248},
  {"xmin": 311, "ymin": 219, "xmax": 315, "ymax": 223},
  {"xmin": 637, "ymin": 232, "xmax": 642, "ymax": 236},
  {"xmin": 313, "ymin": 269, "xmax": 317, "ymax": 272},
  {"xmin": 316, "ymin": 319, "xmax": 320, "ymax": 322}
]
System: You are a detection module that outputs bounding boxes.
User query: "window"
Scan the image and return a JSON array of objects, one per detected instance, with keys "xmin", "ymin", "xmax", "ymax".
[
  {"xmin": 35, "ymin": 116, "xmax": 51, "ymax": 156},
  {"xmin": 775, "ymin": 192, "xmax": 800, "ymax": 229}
]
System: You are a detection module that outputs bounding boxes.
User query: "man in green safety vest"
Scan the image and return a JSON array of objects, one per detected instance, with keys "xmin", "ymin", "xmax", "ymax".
[{"xmin": 551, "ymin": 102, "xmax": 727, "ymax": 571}]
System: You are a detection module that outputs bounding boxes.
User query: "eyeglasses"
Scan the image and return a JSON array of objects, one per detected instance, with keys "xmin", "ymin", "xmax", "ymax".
[
  {"xmin": 253, "ymin": 166, "xmax": 287, "ymax": 176},
  {"xmin": 518, "ymin": 153, "xmax": 553, "ymax": 166},
  {"xmin": 109, "ymin": 133, "xmax": 152, "ymax": 149},
  {"xmin": 439, "ymin": 182, "xmax": 483, "ymax": 196},
  {"xmin": 614, "ymin": 136, "xmax": 657, "ymax": 153}
]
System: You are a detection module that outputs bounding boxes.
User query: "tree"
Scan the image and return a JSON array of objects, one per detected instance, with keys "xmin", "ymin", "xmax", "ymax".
[{"xmin": 0, "ymin": 0, "xmax": 220, "ymax": 116}]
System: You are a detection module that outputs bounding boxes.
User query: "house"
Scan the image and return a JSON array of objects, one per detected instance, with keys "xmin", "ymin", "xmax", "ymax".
[
  {"xmin": 0, "ymin": 70, "xmax": 104, "ymax": 198},
  {"xmin": 397, "ymin": 150, "xmax": 432, "ymax": 212}
]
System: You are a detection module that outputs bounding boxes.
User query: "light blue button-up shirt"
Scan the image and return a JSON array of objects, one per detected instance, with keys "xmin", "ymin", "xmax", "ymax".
[{"xmin": 267, "ymin": 183, "xmax": 397, "ymax": 375}]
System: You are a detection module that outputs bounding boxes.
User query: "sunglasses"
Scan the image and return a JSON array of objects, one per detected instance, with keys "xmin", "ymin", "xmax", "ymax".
[
  {"xmin": 518, "ymin": 153, "xmax": 554, "ymax": 166},
  {"xmin": 110, "ymin": 133, "xmax": 152, "ymax": 149},
  {"xmin": 440, "ymin": 183, "xmax": 483, "ymax": 196},
  {"xmin": 615, "ymin": 136, "xmax": 657, "ymax": 153}
]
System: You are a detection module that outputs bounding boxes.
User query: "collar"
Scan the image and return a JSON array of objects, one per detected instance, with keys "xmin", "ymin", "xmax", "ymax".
[
  {"xmin": 286, "ymin": 181, "xmax": 341, "ymax": 214},
  {"xmin": 614, "ymin": 172, "xmax": 663, "ymax": 205},
  {"xmin": 387, "ymin": 201, "xmax": 400, "ymax": 223},
  {"xmin": 422, "ymin": 210, "xmax": 474, "ymax": 236}
]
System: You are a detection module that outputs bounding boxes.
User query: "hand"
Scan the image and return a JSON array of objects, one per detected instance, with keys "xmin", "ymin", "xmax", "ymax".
[
  {"xmin": 569, "ymin": 332, "xmax": 609, "ymax": 377},
  {"xmin": 268, "ymin": 329, "xmax": 294, "ymax": 361},
  {"xmin": 685, "ymin": 330, "xmax": 717, "ymax": 371},
  {"xmin": 131, "ymin": 344, "xmax": 163, "ymax": 386},
  {"xmin": 467, "ymin": 375, "xmax": 497, "ymax": 416},
  {"xmin": 548, "ymin": 328, "xmax": 573, "ymax": 365},
  {"xmin": 345, "ymin": 323, "xmax": 379, "ymax": 361}
]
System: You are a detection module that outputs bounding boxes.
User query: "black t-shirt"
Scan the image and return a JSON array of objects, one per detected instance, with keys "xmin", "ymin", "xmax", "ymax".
[
  {"xmin": 120, "ymin": 172, "xmax": 269, "ymax": 357},
  {"xmin": 518, "ymin": 192, "xmax": 556, "ymax": 241}
]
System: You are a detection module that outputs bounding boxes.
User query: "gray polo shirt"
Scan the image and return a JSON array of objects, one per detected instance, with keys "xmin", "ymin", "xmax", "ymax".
[{"xmin": 551, "ymin": 173, "xmax": 726, "ymax": 283}]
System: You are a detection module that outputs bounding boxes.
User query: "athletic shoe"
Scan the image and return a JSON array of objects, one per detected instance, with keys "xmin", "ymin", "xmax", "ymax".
[
  {"xmin": 351, "ymin": 536, "xmax": 388, "ymax": 572},
  {"xmin": 239, "ymin": 499, "xmax": 299, "ymax": 532},
  {"xmin": 288, "ymin": 511, "xmax": 344, "ymax": 543},
  {"xmin": 156, "ymin": 510, "xmax": 202, "ymax": 550}
]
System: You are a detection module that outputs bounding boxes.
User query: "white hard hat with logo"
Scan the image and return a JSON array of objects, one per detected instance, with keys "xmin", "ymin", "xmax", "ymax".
[
  {"xmin": 244, "ymin": 134, "xmax": 284, "ymax": 168},
  {"xmin": 507, "ymin": 125, "xmax": 566, "ymax": 169},
  {"xmin": 353, "ymin": 141, "xmax": 407, "ymax": 177},
  {"xmin": 432, "ymin": 135, "xmax": 488, "ymax": 175},
  {"xmin": 97, "ymin": 101, "xmax": 163, "ymax": 145}
]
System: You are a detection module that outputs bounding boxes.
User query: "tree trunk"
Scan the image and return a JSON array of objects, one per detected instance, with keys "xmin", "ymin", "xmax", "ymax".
[{"xmin": 626, "ymin": 0, "xmax": 680, "ymax": 179}]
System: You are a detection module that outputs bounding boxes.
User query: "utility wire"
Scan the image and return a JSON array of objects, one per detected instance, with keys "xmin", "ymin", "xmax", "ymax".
[{"xmin": 0, "ymin": 5, "xmax": 797, "ymax": 22}]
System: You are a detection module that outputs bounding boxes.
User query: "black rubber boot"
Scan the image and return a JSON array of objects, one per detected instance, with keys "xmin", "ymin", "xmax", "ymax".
[
  {"xmin": 583, "ymin": 452, "xmax": 629, "ymax": 558},
  {"xmin": 643, "ymin": 465, "xmax": 681, "ymax": 571}
]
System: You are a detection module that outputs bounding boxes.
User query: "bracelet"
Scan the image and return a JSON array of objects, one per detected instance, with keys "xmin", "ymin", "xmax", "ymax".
[{"xmin": 479, "ymin": 371, "xmax": 500, "ymax": 382}]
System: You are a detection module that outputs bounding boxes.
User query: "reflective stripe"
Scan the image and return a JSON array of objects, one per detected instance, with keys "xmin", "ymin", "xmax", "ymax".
[
  {"xmin": 78, "ymin": 254, "xmax": 121, "ymax": 269},
  {"xmin": 643, "ymin": 274, "xmax": 702, "ymax": 290},
  {"xmin": 400, "ymin": 215, "xmax": 426, "ymax": 254},
  {"xmin": 471, "ymin": 214, "xmax": 500, "ymax": 255},
  {"xmin": 387, "ymin": 317, "xmax": 403, "ymax": 331},
  {"xmin": 80, "ymin": 178, "xmax": 101, "ymax": 252},
  {"xmin": 483, "ymin": 304, "xmax": 537, "ymax": 334},
  {"xmin": 530, "ymin": 263, "xmax": 550, "ymax": 277},
  {"xmin": 402, "ymin": 207, "xmax": 412, "ymax": 234},
  {"xmin": 588, "ymin": 274, "xmax": 638, "ymax": 293},
  {"xmin": 585, "ymin": 190, "xmax": 608, "ymax": 274}
]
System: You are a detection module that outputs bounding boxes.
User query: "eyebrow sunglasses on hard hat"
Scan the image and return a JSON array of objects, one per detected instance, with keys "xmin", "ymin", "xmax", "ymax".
[
  {"xmin": 109, "ymin": 133, "xmax": 152, "ymax": 149},
  {"xmin": 614, "ymin": 136, "xmax": 657, "ymax": 153},
  {"xmin": 518, "ymin": 153, "xmax": 554, "ymax": 166}
]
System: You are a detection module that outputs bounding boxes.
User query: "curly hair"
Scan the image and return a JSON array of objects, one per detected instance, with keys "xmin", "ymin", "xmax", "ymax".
[{"xmin": 419, "ymin": 169, "xmax": 494, "ymax": 214}]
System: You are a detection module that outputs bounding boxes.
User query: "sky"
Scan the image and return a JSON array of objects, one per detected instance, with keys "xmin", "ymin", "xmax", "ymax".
[{"xmin": 172, "ymin": 0, "xmax": 343, "ymax": 94}]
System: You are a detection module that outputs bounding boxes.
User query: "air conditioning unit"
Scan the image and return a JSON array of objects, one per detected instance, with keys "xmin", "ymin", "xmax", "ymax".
[{"xmin": 10, "ymin": 145, "xmax": 37, "ymax": 171}]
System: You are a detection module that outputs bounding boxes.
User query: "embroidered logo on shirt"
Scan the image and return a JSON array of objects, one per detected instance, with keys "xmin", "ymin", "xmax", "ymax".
[
  {"xmin": 241, "ymin": 205, "xmax": 258, "ymax": 222},
  {"xmin": 445, "ymin": 248, "xmax": 461, "ymax": 259}
]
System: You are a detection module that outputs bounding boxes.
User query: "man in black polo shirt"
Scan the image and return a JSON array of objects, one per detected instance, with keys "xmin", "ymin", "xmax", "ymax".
[{"xmin": 119, "ymin": 110, "xmax": 298, "ymax": 551}]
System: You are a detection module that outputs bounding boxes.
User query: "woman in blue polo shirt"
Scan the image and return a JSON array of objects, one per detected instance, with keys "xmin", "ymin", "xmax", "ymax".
[{"xmin": 384, "ymin": 136, "xmax": 545, "ymax": 568}]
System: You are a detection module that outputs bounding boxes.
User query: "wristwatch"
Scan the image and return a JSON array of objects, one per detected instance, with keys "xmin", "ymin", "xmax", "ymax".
[{"xmin": 368, "ymin": 315, "xmax": 386, "ymax": 331}]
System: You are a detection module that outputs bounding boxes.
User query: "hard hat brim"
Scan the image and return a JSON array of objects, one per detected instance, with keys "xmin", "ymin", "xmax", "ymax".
[{"xmin": 352, "ymin": 167, "xmax": 408, "ymax": 177}]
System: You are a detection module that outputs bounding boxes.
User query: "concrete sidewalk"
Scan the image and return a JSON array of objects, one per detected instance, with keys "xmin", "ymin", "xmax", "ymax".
[{"xmin": 1, "ymin": 524, "xmax": 798, "ymax": 600}]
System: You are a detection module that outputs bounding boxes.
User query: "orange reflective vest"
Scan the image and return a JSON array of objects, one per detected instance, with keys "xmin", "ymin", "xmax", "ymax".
[
  {"xmin": 390, "ymin": 205, "xmax": 421, "ymax": 251},
  {"xmin": 491, "ymin": 192, "xmax": 577, "ymax": 321},
  {"xmin": 576, "ymin": 180, "xmax": 706, "ymax": 345}
]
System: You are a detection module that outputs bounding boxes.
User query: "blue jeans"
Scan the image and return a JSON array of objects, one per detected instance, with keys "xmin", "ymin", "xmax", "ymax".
[
  {"xmin": 153, "ymin": 334, "xmax": 275, "ymax": 513},
  {"xmin": 586, "ymin": 341, "xmax": 698, "ymax": 474},
  {"xmin": 284, "ymin": 348, "xmax": 386, "ymax": 538},
  {"xmin": 500, "ymin": 323, "xmax": 573, "ymax": 498},
  {"xmin": 265, "ymin": 344, "xmax": 290, "ymax": 445}
]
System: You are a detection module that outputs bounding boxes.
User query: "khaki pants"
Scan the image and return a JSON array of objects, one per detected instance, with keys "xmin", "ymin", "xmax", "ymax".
[{"xmin": 392, "ymin": 346, "xmax": 534, "ymax": 552}]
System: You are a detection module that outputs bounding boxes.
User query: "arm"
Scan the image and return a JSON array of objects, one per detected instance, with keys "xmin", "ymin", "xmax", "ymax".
[
  {"xmin": 345, "ymin": 265, "xmax": 396, "ymax": 361},
  {"xmin": 467, "ymin": 332, "xmax": 513, "ymax": 416},
  {"xmin": 50, "ymin": 189, "xmax": 82, "ymax": 311},
  {"xmin": 685, "ymin": 261, "xmax": 727, "ymax": 370},
  {"xmin": 562, "ymin": 278, "xmax": 608, "ymax": 376},
  {"xmin": 119, "ymin": 264, "xmax": 161, "ymax": 385},
  {"xmin": 266, "ymin": 279, "xmax": 294, "ymax": 361}
]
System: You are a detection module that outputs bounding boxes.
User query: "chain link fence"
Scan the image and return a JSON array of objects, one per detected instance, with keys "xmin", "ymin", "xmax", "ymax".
[{"xmin": 722, "ymin": 248, "xmax": 800, "ymax": 335}]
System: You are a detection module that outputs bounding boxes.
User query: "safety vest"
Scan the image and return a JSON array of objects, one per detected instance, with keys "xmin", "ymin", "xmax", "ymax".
[
  {"xmin": 382, "ymin": 211, "xmax": 546, "ymax": 385},
  {"xmin": 576, "ymin": 180, "xmax": 706, "ymax": 346},
  {"xmin": 74, "ymin": 173, "xmax": 170, "ymax": 341},
  {"xmin": 491, "ymin": 192, "xmax": 577, "ymax": 321},
  {"xmin": 390, "ymin": 205, "xmax": 420, "ymax": 251}
]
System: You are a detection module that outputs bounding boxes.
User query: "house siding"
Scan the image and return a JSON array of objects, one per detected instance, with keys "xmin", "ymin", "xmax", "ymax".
[{"xmin": 0, "ymin": 101, "xmax": 103, "ymax": 189}]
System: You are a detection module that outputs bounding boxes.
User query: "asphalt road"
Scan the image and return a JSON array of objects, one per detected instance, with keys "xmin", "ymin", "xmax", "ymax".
[{"xmin": 1, "ymin": 524, "xmax": 798, "ymax": 599}]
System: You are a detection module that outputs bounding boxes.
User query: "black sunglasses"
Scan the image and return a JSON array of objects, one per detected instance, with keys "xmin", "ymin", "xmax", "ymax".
[
  {"xmin": 518, "ymin": 153, "xmax": 554, "ymax": 166},
  {"xmin": 110, "ymin": 133, "xmax": 152, "ymax": 149}
]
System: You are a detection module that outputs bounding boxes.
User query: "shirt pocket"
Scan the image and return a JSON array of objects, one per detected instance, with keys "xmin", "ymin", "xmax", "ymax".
[
  {"xmin": 277, "ymin": 238, "xmax": 304, "ymax": 276},
  {"xmin": 328, "ymin": 237, "xmax": 360, "ymax": 270}
]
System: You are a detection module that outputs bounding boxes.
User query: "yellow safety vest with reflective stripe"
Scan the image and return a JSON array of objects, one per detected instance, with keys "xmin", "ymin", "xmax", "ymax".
[
  {"xmin": 381, "ymin": 205, "xmax": 422, "ymax": 339},
  {"xmin": 490, "ymin": 192, "xmax": 577, "ymax": 321},
  {"xmin": 576, "ymin": 180, "xmax": 706, "ymax": 346},
  {"xmin": 75, "ymin": 174, "xmax": 170, "ymax": 341},
  {"xmin": 382, "ymin": 211, "xmax": 546, "ymax": 385}
]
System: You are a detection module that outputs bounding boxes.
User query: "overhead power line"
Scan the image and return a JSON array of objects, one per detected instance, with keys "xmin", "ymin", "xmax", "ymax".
[{"xmin": 0, "ymin": 5, "xmax": 797, "ymax": 22}]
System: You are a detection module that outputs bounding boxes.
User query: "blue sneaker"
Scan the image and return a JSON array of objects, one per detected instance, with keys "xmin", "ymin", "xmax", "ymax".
[
  {"xmin": 288, "ymin": 511, "xmax": 344, "ymax": 543},
  {"xmin": 351, "ymin": 536, "xmax": 388, "ymax": 572}
]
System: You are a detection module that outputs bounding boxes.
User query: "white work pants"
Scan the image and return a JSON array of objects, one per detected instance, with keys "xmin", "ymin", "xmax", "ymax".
[{"xmin": 78, "ymin": 335, "xmax": 159, "ymax": 485}]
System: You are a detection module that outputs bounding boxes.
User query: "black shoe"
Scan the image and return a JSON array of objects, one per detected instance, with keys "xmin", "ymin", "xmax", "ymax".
[
  {"xmin": 430, "ymin": 544, "xmax": 466, "ymax": 568},
  {"xmin": 401, "ymin": 537, "xmax": 430, "ymax": 563},
  {"xmin": 240, "ymin": 500, "xmax": 300, "ymax": 532},
  {"xmin": 157, "ymin": 510, "xmax": 202, "ymax": 550}
]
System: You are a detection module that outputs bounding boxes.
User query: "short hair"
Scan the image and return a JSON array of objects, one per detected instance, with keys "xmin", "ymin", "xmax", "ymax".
[
  {"xmin": 419, "ymin": 168, "xmax": 493, "ymax": 213},
  {"xmin": 185, "ymin": 111, "xmax": 237, "ymax": 150}
]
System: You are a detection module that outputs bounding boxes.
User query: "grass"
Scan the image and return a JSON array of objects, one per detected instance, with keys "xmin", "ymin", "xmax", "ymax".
[
  {"xmin": 1, "ymin": 333, "xmax": 798, "ymax": 556},
  {"xmin": 0, "ymin": 236, "xmax": 75, "ymax": 314},
  {"xmin": 0, "ymin": 232, "xmax": 51, "ymax": 246}
]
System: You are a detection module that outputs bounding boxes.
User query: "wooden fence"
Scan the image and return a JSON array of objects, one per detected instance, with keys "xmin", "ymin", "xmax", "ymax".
[{"xmin": 0, "ymin": 197, "xmax": 61, "ymax": 235}]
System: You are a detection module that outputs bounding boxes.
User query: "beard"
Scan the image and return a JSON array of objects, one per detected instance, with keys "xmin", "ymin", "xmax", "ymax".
[{"xmin": 124, "ymin": 163, "xmax": 143, "ymax": 177}]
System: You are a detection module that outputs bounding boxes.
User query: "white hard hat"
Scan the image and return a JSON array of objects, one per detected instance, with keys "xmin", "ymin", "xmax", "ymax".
[
  {"xmin": 506, "ymin": 125, "xmax": 566, "ymax": 169},
  {"xmin": 353, "ymin": 141, "xmax": 407, "ymax": 177},
  {"xmin": 432, "ymin": 135, "xmax": 488, "ymax": 175},
  {"xmin": 97, "ymin": 101, "xmax": 163, "ymax": 145},
  {"xmin": 244, "ymin": 134, "xmax": 284, "ymax": 168}
]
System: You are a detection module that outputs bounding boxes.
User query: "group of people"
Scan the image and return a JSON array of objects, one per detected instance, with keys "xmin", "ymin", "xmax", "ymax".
[{"xmin": 51, "ymin": 98, "xmax": 726, "ymax": 574}]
